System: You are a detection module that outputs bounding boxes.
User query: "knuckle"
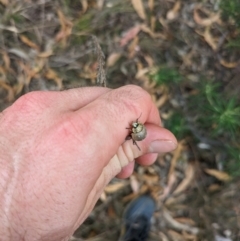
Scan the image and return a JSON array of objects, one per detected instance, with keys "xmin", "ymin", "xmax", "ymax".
[
  {"xmin": 12, "ymin": 92, "xmax": 50, "ymax": 114},
  {"xmin": 104, "ymin": 85, "xmax": 151, "ymax": 121}
]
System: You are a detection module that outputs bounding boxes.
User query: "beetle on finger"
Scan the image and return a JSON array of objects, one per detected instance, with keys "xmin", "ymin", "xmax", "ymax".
[{"xmin": 126, "ymin": 114, "xmax": 147, "ymax": 151}]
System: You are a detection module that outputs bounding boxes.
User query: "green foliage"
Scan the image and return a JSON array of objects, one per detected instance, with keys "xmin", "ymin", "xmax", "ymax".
[
  {"xmin": 187, "ymin": 80, "xmax": 240, "ymax": 176},
  {"xmin": 164, "ymin": 112, "xmax": 189, "ymax": 140},
  {"xmin": 197, "ymin": 82, "xmax": 240, "ymax": 138},
  {"xmin": 226, "ymin": 146, "xmax": 240, "ymax": 177},
  {"xmin": 74, "ymin": 13, "xmax": 93, "ymax": 32},
  {"xmin": 220, "ymin": 0, "xmax": 240, "ymax": 27},
  {"xmin": 152, "ymin": 67, "xmax": 182, "ymax": 86},
  {"xmin": 226, "ymin": 34, "xmax": 240, "ymax": 49}
]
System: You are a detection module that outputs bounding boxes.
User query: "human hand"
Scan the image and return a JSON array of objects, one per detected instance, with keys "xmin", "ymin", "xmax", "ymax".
[{"xmin": 0, "ymin": 85, "xmax": 177, "ymax": 241}]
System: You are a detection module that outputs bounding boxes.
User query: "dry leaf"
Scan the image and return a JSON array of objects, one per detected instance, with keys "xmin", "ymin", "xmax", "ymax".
[
  {"xmin": 144, "ymin": 55, "xmax": 154, "ymax": 67},
  {"xmin": 37, "ymin": 50, "xmax": 53, "ymax": 58},
  {"xmin": 130, "ymin": 175, "xmax": 140, "ymax": 193},
  {"xmin": 135, "ymin": 67, "xmax": 149, "ymax": 79},
  {"xmin": 100, "ymin": 191, "xmax": 107, "ymax": 202},
  {"xmin": 168, "ymin": 140, "xmax": 185, "ymax": 178},
  {"xmin": 104, "ymin": 181, "xmax": 128, "ymax": 193},
  {"xmin": 174, "ymin": 217, "xmax": 196, "ymax": 226},
  {"xmin": 44, "ymin": 68, "xmax": 62, "ymax": 89},
  {"xmin": 193, "ymin": 6, "xmax": 220, "ymax": 26},
  {"xmin": 219, "ymin": 58, "xmax": 238, "ymax": 68},
  {"xmin": 204, "ymin": 169, "xmax": 232, "ymax": 182},
  {"xmin": 120, "ymin": 25, "xmax": 141, "ymax": 47},
  {"xmin": 163, "ymin": 208, "xmax": 199, "ymax": 234},
  {"xmin": 97, "ymin": 0, "xmax": 105, "ymax": 10},
  {"xmin": 20, "ymin": 35, "xmax": 40, "ymax": 51},
  {"xmin": 182, "ymin": 230, "xmax": 198, "ymax": 241},
  {"xmin": 1, "ymin": 51, "xmax": 10, "ymax": 70},
  {"xmin": 167, "ymin": 1, "xmax": 181, "ymax": 20},
  {"xmin": 0, "ymin": 0, "xmax": 8, "ymax": 6},
  {"xmin": 150, "ymin": 16, "xmax": 156, "ymax": 32},
  {"xmin": 168, "ymin": 230, "xmax": 185, "ymax": 241},
  {"xmin": 204, "ymin": 27, "xmax": 218, "ymax": 50},
  {"xmin": 80, "ymin": 0, "xmax": 88, "ymax": 13},
  {"xmin": 55, "ymin": 9, "xmax": 73, "ymax": 45},
  {"xmin": 148, "ymin": 0, "xmax": 154, "ymax": 12},
  {"xmin": 0, "ymin": 80, "xmax": 14, "ymax": 102},
  {"xmin": 208, "ymin": 184, "xmax": 222, "ymax": 192},
  {"xmin": 0, "ymin": 24, "xmax": 19, "ymax": 33},
  {"xmin": 140, "ymin": 24, "xmax": 166, "ymax": 39},
  {"xmin": 128, "ymin": 36, "xmax": 139, "ymax": 58},
  {"xmin": 131, "ymin": 0, "xmax": 146, "ymax": 20},
  {"xmin": 155, "ymin": 94, "xmax": 168, "ymax": 108},
  {"xmin": 106, "ymin": 52, "xmax": 122, "ymax": 67},
  {"xmin": 196, "ymin": 27, "xmax": 218, "ymax": 51},
  {"xmin": 173, "ymin": 164, "xmax": 195, "ymax": 195},
  {"xmin": 159, "ymin": 232, "xmax": 169, "ymax": 241}
]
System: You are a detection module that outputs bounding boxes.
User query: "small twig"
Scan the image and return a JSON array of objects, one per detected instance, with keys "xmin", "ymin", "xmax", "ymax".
[{"xmin": 92, "ymin": 35, "xmax": 107, "ymax": 87}]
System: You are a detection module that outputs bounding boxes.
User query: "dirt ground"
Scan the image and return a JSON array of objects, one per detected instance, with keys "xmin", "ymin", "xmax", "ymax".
[{"xmin": 0, "ymin": 0, "xmax": 239, "ymax": 240}]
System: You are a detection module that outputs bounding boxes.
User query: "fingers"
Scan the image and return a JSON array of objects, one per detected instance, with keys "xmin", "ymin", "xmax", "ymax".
[
  {"xmin": 116, "ymin": 161, "xmax": 135, "ymax": 179},
  {"xmin": 114, "ymin": 124, "xmax": 177, "ymax": 178},
  {"xmin": 57, "ymin": 87, "xmax": 111, "ymax": 111},
  {"xmin": 13, "ymin": 87, "xmax": 111, "ymax": 113},
  {"xmin": 68, "ymin": 85, "xmax": 177, "ymax": 172}
]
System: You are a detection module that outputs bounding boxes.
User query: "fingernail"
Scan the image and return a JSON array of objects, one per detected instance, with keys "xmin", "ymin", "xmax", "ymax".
[{"xmin": 149, "ymin": 140, "xmax": 177, "ymax": 153}]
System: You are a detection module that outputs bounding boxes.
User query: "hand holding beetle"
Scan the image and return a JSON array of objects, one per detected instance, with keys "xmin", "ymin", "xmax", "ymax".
[{"xmin": 0, "ymin": 85, "xmax": 177, "ymax": 241}]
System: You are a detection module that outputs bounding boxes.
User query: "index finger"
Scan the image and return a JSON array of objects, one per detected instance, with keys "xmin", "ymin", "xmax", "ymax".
[{"xmin": 70, "ymin": 85, "xmax": 161, "ymax": 156}]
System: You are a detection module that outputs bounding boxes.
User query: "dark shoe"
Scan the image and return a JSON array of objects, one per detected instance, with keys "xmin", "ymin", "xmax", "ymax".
[{"xmin": 119, "ymin": 195, "xmax": 156, "ymax": 241}]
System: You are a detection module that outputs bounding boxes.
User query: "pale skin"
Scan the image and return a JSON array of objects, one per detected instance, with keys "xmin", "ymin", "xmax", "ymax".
[{"xmin": 0, "ymin": 85, "xmax": 177, "ymax": 241}]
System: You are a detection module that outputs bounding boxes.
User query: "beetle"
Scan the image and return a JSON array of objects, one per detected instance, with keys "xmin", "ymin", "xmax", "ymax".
[{"xmin": 126, "ymin": 114, "xmax": 147, "ymax": 151}]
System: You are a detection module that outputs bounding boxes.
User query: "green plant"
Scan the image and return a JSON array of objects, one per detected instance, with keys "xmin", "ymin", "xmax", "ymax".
[
  {"xmin": 151, "ymin": 67, "xmax": 182, "ymax": 86},
  {"xmin": 164, "ymin": 112, "xmax": 189, "ymax": 140},
  {"xmin": 220, "ymin": 0, "xmax": 240, "ymax": 27},
  {"xmin": 197, "ymin": 82, "xmax": 240, "ymax": 138},
  {"xmin": 226, "ymin": 145, "xmax": 240, "ymax": 177}
]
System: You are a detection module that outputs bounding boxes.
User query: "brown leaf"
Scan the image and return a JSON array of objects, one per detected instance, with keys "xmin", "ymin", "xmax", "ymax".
[
  {"xmin": 106, "ymin": 52, "xmax": 122, "ymax": 67},
  {"xmin": 0, "ymin": 80, "xmax": 14, "ymax": 102},
  {"xmin": 174, "ymin": 217, "xmax": 196, "ymax": 226},
  {"xmin": 219, "ymin": 58, "xmax": 238, "ymax": 68},
  {"xmin": 148, "ymin": 0, "xmax": 154, "ymax": 12},
  {"xmin": 204, "ymin": 169, "xmax": 232, "ymax": 182},
  {"xmin": 131, "ymin": 0, "xmax": 146, "ymax": 20},
  {"xmin": 193, "ymin": 6, "xmax": 220, "ymax": 26},
  {"xmin": 120, "ymin": 25, "xmax": 141, "ymax": 47},
  {"xmin": 55, "ymin": 9, "xmax": 73, "ymax": 45},
  {"xmin": 128, "ymin": 36, "xmax": 139, "ymax": 58},
  {"xmin": 155, "ymin": 94, "xmax": 168, "ymax": 108},
  {"xmin": 80, "ymin": 0, "xmax": 88, "ymax": 13},
  {"xmin": 1, "ymin": 51, "xmax": 10, "ymax": 70},
  {"xmin": 20, "ymin": 35, "xmax": 40, "ymax": 51},
  {"xmin": 168, "ymin": 230, "xmax": 185, "ymax": 241},
  {"xmin": 97, "ymin": 0, "xmax": 104, "ymax": 10},
  {"xmin": 0, "ymin": 0, "xmax": 8, "ymax": 6},
  {"xmin": 166, "ymin": 1, "xmax": 181, "ymax": 20},
  {"xmin": 37, "ymin": 50, "xmax": 53, "ymax": 58},
  {"xmin": 104, "ymin": 181, "xmax": 128, "ymax": 193},
  {"xmin": 173, "ymin": 164, "xmax": 195, "ymax": 195},
  {"xmin": 163, "ymin": 208, "xmax": 199, "ymax": 234},
  {"xmin": 196, "ymin": 27, "xmax": 218, "ymax": 51},
  {"xmin": 140, "ymin": 24, "xmax": 166, "ymax": 39},
  {"xmin": 44, "ymin": 68, "xmax": 62, "ymax": 89},
  {"xmin": 130, "ymin": 175, "xmax": 140, "ymax": 193}
]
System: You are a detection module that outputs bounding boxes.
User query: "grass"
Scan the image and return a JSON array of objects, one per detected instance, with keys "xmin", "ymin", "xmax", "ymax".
[
  {"xmin": 220, "ymin": 0, "xmax": 240, "ymax": 27},
  {"xmin": 151, "ymin": 66, "xmax": 240, "ymax": 177}
]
